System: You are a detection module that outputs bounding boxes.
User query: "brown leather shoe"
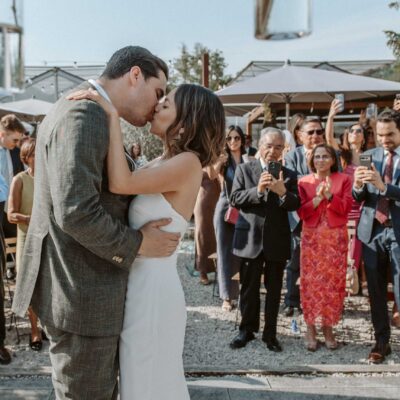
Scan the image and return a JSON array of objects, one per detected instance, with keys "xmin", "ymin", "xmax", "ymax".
[
  {"xmin": 0, "ymin": 346, "xmax": 11, "ymax": 365},
  {"xmin": 199, "ymin": 273, "xmax": 210, "ymax": 285},
  {"xmin": 367, "ymin": 343, "xmax": 391, "ymax": 364}
]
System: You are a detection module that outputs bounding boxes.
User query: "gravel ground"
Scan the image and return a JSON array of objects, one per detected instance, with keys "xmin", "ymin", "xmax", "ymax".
[{"xmin": 2, "ymin": 235, "xmax": 400, "ymax": 371}]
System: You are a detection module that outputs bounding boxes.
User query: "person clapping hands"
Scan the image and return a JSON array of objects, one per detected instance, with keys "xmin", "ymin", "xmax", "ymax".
[{"xmin": 313, "ymin": 176, "xmax": 333, "ymax": 208}]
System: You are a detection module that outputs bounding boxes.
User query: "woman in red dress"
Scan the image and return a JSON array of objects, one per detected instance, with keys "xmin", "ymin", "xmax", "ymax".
[{"xmin": 298, "ymin": 144, "xmax": 352, "ymax": 351}]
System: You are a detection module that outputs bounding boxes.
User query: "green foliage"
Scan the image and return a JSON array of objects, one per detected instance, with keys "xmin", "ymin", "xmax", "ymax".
[
  {"xmin": 169, "ymin": 43, "xmax": 231, "ymax": 91},
  {"xmin": 385, "ymin": 1, "xmax": 400, "ymax": 59},
  {"xmin": 121, "ymin": 119, "xmax": 164, "ymax": 161},
  {"xmin": 366, "ymin": 61, "xmax": 400, "ymax": 82}
]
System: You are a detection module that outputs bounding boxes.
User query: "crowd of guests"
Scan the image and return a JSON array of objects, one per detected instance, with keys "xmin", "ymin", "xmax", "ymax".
[
  {"xmin": 195, "ymin": 99, "xmax": 400, "ymax": 364},
  {"xmin": 1, "ymin": 99, "xmax": 400, "ymax": 367}
]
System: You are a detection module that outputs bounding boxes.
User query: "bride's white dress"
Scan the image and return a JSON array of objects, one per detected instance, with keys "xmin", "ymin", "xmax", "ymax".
[{"xmin": 119, "ymin": 193, "xmax": 190, "ymax": 400}]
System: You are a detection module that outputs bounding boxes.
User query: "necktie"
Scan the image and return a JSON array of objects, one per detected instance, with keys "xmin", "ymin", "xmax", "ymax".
[{"xmin": 375, "ymin": 151, "xmax": 394, "ymax": 224}]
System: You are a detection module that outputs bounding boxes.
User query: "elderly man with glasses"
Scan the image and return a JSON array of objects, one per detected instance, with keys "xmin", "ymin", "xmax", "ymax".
[{"xmin": 229, "ymin": 127, "xmax": 300, "ymax": 351}]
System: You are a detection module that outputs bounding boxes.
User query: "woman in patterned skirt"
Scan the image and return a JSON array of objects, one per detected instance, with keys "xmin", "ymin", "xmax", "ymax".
[{"xmin": 298, "ymin": 144, "xmax": 352, "ymax": 351}]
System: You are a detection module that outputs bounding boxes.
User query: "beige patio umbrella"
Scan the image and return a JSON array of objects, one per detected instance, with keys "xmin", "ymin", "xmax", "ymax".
[{"xmin": 216, "ymin": 64, "xmax": 400, "ymax": 126}]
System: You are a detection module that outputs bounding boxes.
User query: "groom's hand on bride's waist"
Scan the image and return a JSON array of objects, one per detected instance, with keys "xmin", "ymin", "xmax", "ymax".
[{"xmin": 138, "ymin": 218, "xmax": 180, "ymax": 257}]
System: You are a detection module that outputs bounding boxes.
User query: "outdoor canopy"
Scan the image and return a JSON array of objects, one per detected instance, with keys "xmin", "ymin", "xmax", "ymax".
[
  {"xmin": 0, "ymin": 98, "xmax": 53, "ymax": 122},
  {"xmin": 216, "ymin": 64, "xmax": 400, "ymax": 124}
]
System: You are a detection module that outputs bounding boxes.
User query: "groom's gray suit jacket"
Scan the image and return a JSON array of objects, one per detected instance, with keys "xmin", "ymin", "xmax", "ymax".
[{"xmin": 12, "ymin": 82, "xmax": 143, "ymax": 336}]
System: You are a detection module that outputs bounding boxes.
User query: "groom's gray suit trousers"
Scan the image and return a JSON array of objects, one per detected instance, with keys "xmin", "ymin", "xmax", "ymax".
[{"xmin": 43, "ymin": 323, "xmax": 120, "ymax": 400}]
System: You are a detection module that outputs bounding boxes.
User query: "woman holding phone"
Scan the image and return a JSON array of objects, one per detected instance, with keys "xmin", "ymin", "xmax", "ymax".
[{"xmin": 326, "ymin": 99, "xmax": 368, "ymax": 284}]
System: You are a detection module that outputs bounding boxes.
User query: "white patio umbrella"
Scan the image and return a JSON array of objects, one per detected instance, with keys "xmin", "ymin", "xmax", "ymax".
[
  {"xmin": 0, "ymin": 98, "xmax": 53, "ymax": 116},
  {"xmin": 216, "ymin": 64, "xmax": 400, "ymax": 126}
]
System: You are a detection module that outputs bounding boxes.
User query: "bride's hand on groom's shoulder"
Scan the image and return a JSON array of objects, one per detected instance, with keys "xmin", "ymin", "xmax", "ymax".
[
  {"xmin": 138, "ymin": 218, "xmax": 180, "ymax": 258},
  {"xmin": 66, "ymin": 89, "xmax": 118, "ymax": 118}
]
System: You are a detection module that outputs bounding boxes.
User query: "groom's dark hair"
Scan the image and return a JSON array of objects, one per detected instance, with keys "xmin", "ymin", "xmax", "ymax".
[{"xmin": 101, "ymin": 46, "xmax": 169, "ymax": 81}]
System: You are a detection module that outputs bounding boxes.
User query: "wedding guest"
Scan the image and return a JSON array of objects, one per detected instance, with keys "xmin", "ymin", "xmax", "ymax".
[
  {"xmin": 353, "ymin": 109, "xmax": 400, "ymax": 363},
  {"xmin": 0, "ymin": 116, "xmax": 25, "ymax": 225},
  {"xmin": 245, "ymin": 135, "xmax": 257, "ymax": 159},
  {"xmin": 0, "ymin": 173, "xmax": 11, "ymax": 364},
  {"xmin": 194, "ymin": 167, "xmax": 220, "ymax": 284},
  {"xmin": 288, "ymin": 113, "xmax": 305, "ymax": 147},
  {"xmin": 359, "ymin": 109, "xmax": 377, "ymax": 150},
  {"xmin": 326, "ymin": 99, "xmax": 367, "ymax": 274},
  {"xmin": 8, "ymin": 138, "xmax": 43, "ymax": 351},
  {"xmin": 213, "ymin": 125, "xmax": 247, "ymax": 311},
  {"xmin": 394, "ymin": 97, "xmax": 400, "ymax": 112},
  {"xmin": 283, "ymin": 117, "xmax": 325, "ymax": 317},
  {"xmin": 229, "ymin": 128, "xmax": 299, "ymax": 351},
  {"xmin": 130, "ymin": 142, "xmax": 148, "ymax": 168},
  {"xmin": 298, "ymin": 144, "xmax": 352, "ymax": 351}
]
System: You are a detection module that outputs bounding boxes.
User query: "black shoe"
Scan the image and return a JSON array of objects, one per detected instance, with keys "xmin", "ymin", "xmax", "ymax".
[
  {"xmin": 230, "ymin": 331, "xmax": 255, "ymax": 349},
  {"xmin": 283, "ymin": 306, "xmax": 294, "ymax": 317},
  {"xmin": 29, "ymin": 335, "xmax": 43, "ymax": 352},
  {"xmin": 262, "ymin": 337, "xmax": 283, "ymax": 352},
  {"xmin": 0, "ymin": 346, "xmax": 11, "ymax": 364}
]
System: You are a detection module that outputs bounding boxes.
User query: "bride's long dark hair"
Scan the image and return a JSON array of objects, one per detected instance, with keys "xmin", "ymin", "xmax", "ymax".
[{"xmin": 164, "ymin": 84, "xmax": 225, "ymax": 167}]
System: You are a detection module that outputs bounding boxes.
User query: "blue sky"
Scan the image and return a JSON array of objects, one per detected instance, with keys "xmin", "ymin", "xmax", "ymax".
[{"xmin": 22, "ymin": 0, "xmax": 399, "ymax": 76}]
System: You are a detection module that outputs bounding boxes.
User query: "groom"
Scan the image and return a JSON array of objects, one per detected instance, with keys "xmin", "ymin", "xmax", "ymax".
[{"xmin": 12, "ymin": 46, "xmax": 180, "ymax": 399}]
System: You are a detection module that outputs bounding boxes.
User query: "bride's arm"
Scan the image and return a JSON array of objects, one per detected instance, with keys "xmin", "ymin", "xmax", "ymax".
[
  {"xmin": 67, "ymin": 89, "xmax": 201, "ymax": 195},
  {"xmin": 103, "ymin": 100, "xmax": 202, "ymax": 194}
]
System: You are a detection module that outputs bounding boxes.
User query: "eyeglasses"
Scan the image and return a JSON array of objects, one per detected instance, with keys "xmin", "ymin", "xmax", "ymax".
[
  {"xmin": 314, "ymin": 155, "xmax": 332, "ymax": 161},
  {"xmin": 226, "ymin": 136, "xmax": 241, "ymax": 142},
  {"xmin": 304, "ymin": 129, "xmax": 324, "ymax": 136},
  {"xmin": 349, "ymin": 128, "xmax": 363, "ymax": 134}
]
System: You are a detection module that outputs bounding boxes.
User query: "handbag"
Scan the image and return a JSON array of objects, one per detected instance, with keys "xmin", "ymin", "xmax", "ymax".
[
  {"xmin": 223, "ymin": 180, "xmax": 239, "ymax": 225},
  {"xmin": 224, "ymin": 206, "xmax": 239, "ymax": 225},
  {"xmin": 345, "ymin": 260, "xmax": 359, "ymax": 295}
]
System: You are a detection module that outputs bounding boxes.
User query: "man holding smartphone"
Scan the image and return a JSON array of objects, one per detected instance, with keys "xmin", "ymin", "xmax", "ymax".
[
  {"xmin": 228, "ymin": 128, "xmax": 300, "ymax": 351},
  {"xmin": 353, "ymin": 109, "xmax": 400, "ymax": 364}
]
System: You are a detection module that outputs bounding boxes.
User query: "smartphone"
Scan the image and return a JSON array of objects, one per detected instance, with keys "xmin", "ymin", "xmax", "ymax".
[
  {"xmin": 335, "ymin": 93, "xmax": 344, "ymax": 113},
  {"xmin": 268, "ymin": 161, "xmax": 282, "ymax": 179},
  {"xmin": 359, "ymin": 154, "xmax": 372, "ymax": 169},
  {"xmin": 366, "ymin": 103, "xmax": 377, "ymax": 119}
]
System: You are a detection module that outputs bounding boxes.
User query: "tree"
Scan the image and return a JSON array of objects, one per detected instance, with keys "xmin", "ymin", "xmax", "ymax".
[
  {"xmin": 169, "ymin": 43, "xmax": 231, "ymax": 91},
  {"xmin": 384, "ymin": 1, "xmax": 400, "ymax": 58}
]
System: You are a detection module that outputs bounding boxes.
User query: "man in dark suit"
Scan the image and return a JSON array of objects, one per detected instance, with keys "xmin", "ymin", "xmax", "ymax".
[
  {"xmin": 353, "ymin": 109, "xmax": 400, "ymax": 364},
  {"xmin": 229, "ymin": 128, "xmax": 300, "ymax": 351},
  {"xmin": 283, "ymin": 117, "xmax": 325, "ymax": 316}
]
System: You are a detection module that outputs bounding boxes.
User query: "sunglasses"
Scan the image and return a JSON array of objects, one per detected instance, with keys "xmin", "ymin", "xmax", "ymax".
[
  {"xmin": 305, "ymin": 129, "xmax": 324, "ymax": 136},
  {"xmin": 349, "ymin": 128, "xmax": 363, "ymax": 134},
  {"xmin": 226, "ymin": 136, "xmax": 241, "ymax": 142}
]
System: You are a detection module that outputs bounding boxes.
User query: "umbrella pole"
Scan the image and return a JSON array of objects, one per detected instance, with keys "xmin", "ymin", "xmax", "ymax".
[{"xmin": 285, "ymin": 97, "xmax": 291, "ymax": 129}]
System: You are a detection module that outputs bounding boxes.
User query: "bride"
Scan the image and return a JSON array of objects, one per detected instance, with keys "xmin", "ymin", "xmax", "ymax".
[{"xmin": 68, "ymin": 83, "xmax": 225, "ymax": 399}]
